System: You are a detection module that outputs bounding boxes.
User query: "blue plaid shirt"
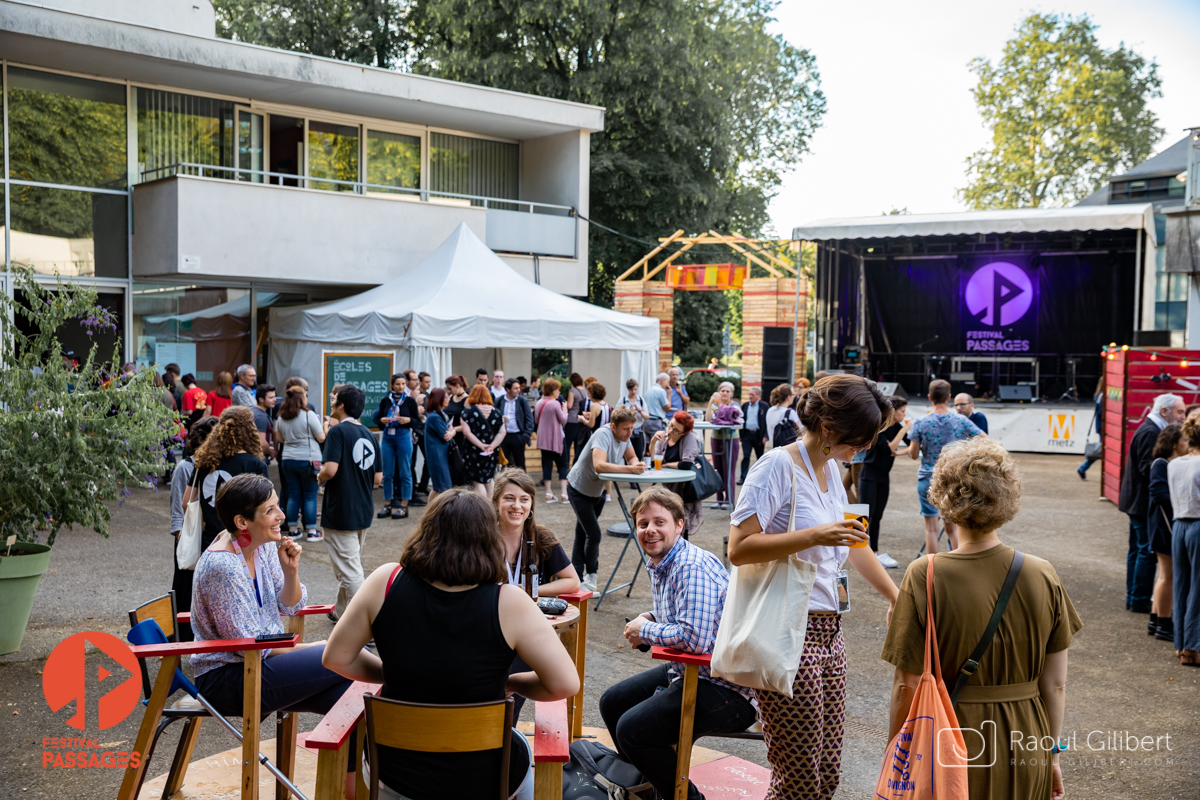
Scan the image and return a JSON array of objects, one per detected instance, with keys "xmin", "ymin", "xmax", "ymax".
[{"xmin": 641, "ymin": 537, "xmax": 752, "ymax": 701}]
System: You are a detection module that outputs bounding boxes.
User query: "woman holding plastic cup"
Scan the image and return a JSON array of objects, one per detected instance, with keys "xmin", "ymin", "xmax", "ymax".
[{"xmin": 727, "ymin": 374, "xmax": 899, "ymax": 797}]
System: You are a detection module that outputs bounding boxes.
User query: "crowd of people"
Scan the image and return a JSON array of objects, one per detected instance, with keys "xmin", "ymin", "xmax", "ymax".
[
  {"xmin": 1118, "ymin": 391, "xmax": 1200, "ymax": 667},
  {"xmin": 157, "ymin": 361, "xmax": 1095, "ymax": 800}
]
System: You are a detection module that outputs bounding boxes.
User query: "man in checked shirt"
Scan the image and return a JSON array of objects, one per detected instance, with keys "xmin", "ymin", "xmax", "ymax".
[{"xmin": 599, "ymin": 488, "xmax": 756, "ymax": 800}]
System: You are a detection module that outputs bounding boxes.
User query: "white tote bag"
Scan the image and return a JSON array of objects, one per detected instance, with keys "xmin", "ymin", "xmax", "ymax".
[
  {"xmin": 712, "ymin": 450, "xmax": 817, "ymax": 697},
  {"xmin": 175, "ymin": 463, "xmax": 204, "ymax": 570}
]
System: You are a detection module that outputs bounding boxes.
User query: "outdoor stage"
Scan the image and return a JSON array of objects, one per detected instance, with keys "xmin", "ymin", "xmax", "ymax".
[
  {"xmin": 135, "ymin": 727, "xmax": 773, "ymax": 800},
  {"xmin": 906, "ymin": 401, "xmax": 1094, "ymax": 455}
]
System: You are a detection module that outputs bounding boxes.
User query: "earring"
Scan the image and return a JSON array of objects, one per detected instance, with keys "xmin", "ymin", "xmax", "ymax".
[
  {"xmin": 822, "ymin": 441, "xmax": 831, "ymax": 456},
  {"xmin": 236, "ymin": 529, "xmax": 252, "ymax": 548}
]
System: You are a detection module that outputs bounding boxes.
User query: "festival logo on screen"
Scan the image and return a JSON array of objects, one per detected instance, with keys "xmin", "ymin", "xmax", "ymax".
[{"xmin": 961, "ymin": 260, "xmax": 1037, "ymax": 352}]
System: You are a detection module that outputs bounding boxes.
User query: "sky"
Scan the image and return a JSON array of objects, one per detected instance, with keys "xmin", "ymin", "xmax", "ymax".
[{"xmin": 765, "ymin": 0, "xmax": 1200, "ymax": 236}]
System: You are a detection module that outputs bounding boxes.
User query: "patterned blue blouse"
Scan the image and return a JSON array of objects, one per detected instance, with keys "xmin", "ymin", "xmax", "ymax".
[{"xmin": 189, "ymin": 542, "xmax": 308, "ymax": 676}]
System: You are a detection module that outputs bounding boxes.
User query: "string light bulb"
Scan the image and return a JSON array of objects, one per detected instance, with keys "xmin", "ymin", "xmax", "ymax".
[
  {"xmin": 1122, "ymin": 344, "xmax": 1129, "ymax": 351},
  {"xmin": 1182, "ymin": 360, "xmax": 1190, "ymax": 368},
  {"xmin": 1150, "ymin": 353, "xmax": 1158, "ymax": 361}
]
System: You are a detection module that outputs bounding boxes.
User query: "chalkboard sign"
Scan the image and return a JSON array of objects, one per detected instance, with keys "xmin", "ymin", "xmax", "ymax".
[{"xmin": 322, "ymin": 351, "xmax": 395, "ymax": 428}]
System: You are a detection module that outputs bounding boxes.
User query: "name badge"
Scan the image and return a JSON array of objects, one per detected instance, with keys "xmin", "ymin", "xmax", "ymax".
[{"xmin": 835, "ymin": 569, "xmax": 850, "ymax": 614}]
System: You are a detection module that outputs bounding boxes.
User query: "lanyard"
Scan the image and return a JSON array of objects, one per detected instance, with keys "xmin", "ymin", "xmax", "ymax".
[
  {"xmin": 505, "ymin": 549, "xmax": 540, "ymax": 598},
  {"xmin": 795, "ymin": 443, "xmax": 845, "ymax": 543},
  {"xmin": 230, "ymin": 538, "xmax": 272, "ymax": 633}
]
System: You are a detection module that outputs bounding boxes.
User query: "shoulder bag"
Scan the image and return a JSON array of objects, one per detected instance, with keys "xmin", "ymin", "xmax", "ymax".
[
  {"xmin": 711, "ymin": 447, "xmax": 818, "ymax": 696},
  {"xmin": 681, "ymin": 453, "xmax": 722, "ymax": 503},
  {"xmin": 175, "ymin": 462, "xmax": 204, "ymax": 570}
]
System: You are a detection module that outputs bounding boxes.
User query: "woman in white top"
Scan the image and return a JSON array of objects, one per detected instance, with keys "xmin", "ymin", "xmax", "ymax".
[
  {"xmin": 764, "ymin": 382, "xmax": 802, "ymax": 447},
  {"xmin": 728, "ymin": 374, "xmax": 900, "ymax": 798},
  {"xmin": 274, "ymin": 385, "xmax": 326, "ymax": 539},
  {"xmin": 1167, "ymin": 416, "xmax": 1200, "ymax": 666}
]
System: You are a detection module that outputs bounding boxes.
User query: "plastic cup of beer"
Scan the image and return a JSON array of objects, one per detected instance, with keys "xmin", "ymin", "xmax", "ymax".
[
  {"xmin": 843, "ymin": 504, "xmax": 870, "ymax": 548},
  {"xmin": 653, "ymin": 453, "xmax": 664, "ymax": 471}
]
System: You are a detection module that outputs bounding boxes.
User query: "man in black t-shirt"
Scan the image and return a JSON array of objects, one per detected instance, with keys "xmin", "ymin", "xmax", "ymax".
[
  {"xmin": 317, "ymin": 385, "xmax": 382, "ymax": 620},
  {"xmin": 253, "ymin": 384, "xmax": 277, "ymax": 462}
]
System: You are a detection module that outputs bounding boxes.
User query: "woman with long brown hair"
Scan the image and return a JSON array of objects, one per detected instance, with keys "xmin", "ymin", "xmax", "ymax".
[
  {"xmin": 321, "ymin": 489, "xmax": 579, "ymax": 800},
  {"xmin": 728, "ymin": 374, "xmax": 899, "ymax": 798},
  {"xmin": 204, "ymin": 370, "xmax": 234, "ymax": 419},
  {"xmin": 183, "ymin": 406, "xmax": 268, "ymax": 550}
]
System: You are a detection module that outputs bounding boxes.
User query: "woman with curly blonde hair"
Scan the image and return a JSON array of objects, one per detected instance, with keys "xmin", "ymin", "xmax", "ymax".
[
  {"xmin": 183, "ymin": 406, "xmax": 268, "ymax": 550},
  {"xmin": 881, "ymin": 436, "xmax": 1082, "ymax": 800}
]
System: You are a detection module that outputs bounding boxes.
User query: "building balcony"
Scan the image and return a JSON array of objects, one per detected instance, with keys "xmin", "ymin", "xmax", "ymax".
[{"xmin": 132, "ymin": 169, "xmax": 583, "ymax": 292}]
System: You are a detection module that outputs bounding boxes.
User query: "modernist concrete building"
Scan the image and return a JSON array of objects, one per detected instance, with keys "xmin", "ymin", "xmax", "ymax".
[{"xmin": 0, "ymin": 0, "xmax": 602, "ymax": 383}]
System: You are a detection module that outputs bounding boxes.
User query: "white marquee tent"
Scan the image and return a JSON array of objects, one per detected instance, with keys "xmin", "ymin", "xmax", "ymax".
[{"xmin": 269, "ymin": 223, "xmax": 660, "ymax": 391}]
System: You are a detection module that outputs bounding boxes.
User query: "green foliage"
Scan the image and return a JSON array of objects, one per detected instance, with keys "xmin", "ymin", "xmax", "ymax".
[
  {"xmin": 0, "ymin": 271, "xmax": 179, "ymax": 546},
  {"xmin": 213, "ymin": 0, "xmax": 407, "ymax": 68},
  {"xmin": 684, "ymin": 371, "xmax": 740, "ymax": 404},
  {"xmin": 6, "ymin": 86, "xmax": 127, "ymax": 190},
  {"xmin": 959, "ymin": 13, "xmax": 1163, "ymax": 209}
]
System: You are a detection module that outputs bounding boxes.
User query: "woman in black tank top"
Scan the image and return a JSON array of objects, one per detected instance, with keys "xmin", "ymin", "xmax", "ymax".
[{"xmin": 320, "ymin": 489, "xmax": 580, "ymax": 800}]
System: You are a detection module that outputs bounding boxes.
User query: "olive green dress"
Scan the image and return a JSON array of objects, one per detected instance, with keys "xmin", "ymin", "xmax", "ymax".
[{"xmin": 881, "ymin": 544, "xmax": 1083, "ymax": 800}]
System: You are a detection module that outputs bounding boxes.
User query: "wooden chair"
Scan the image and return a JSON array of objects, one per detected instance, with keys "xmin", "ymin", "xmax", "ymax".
[
  {"xmin": 364, "ymin": 696, "xmax": 515, "ymax": 800},
  {"xmin": 307, "ymin": 687, "xmax": 570, "ymax": 800},
  {"xmin": 125, "ymin": 596, "xmax": 334, "ymax": 800},
  {"xmin": 651, "ymin": 647, "xmax": 763, "ymax": 800}
]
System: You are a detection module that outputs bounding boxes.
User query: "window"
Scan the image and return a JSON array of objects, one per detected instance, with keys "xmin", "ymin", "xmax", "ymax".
[
  {"xmin": 131, "ymin": 284, "xmax": 252, "ymax": 388},
  {"xmin": 8, "ymin": 67, "xmax": 127, "ymax": 189},
  {"xmin": 307, "ymin": 121, "xmax": 359, "ymax": 191},
  {"xmin": 135, "ymin": 88, "xmax": 236, "ymax": 182},
  {"xmin": 9, "ymin": 185, "xmax": 128, "ymax": 278},
  {"xmin": 366, "ymin": 129, "xmax": 421, "ymax": 196},
  {"xmin": 430, "ymin": 132, "xmax": 518, "ymax": 204},
  {"xmin": 1155, "ymin": 272, "xmax": 1188, "ymax": 331},
  {"xmin": 1111, "ymin": 175, "xmax": 1186, "ymax": 202}
]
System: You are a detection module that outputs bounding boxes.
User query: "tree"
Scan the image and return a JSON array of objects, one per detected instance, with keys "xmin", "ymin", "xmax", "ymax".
[
  {"xmin": 959, "ymin": 13, "xmax": 1163, "ymax": 209},
  {"xmin": 213, "ymin": 1, "xmax": 406, "ymax": 68}
]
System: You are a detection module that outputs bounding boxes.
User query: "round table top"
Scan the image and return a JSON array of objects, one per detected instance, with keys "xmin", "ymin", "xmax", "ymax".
[
  {"xmin": 598, "ymin": 468, "xmax": 693, "ymax": 484},
  {"xmin": 693, "ymin": 421, "xmax": 743, "ymax": 431},
  {"xmin": 545, "ymin": 603, "xmax": 580, "ymax": 631}
]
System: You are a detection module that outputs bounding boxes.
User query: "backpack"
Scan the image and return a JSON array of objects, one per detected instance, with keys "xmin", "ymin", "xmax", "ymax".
[
  {"xmin": 562, "ymin": 740, "xmax": 654, "ymax": 800},
  {"xmin": 773, "ymin": 413, "xmax": 799, "ymax": 448}
]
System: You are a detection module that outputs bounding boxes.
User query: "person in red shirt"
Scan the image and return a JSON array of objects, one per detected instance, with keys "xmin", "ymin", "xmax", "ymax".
[
  {"xmin": 180, "ymin": 373, "xmax": 208, "ymax": 430},
  {"xmin": 206, "ymin": 371, "xmax": 234, "ymax": 419}
]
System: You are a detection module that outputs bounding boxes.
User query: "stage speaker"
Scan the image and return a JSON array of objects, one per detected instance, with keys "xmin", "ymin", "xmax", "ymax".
[{"xmin": 762, "ymin": 326, "xmax": 795, "ymax": 399}]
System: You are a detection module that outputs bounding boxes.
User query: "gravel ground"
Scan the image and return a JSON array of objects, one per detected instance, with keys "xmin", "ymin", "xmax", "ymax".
[{"xmin": 2, "ymin": 452, "xmax": 1198, "ymax": 798}]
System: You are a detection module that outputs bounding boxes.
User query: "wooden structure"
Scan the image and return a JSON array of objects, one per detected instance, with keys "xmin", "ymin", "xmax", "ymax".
[
  {"xmin": 614, "ymin": 231, "xmax": 807, "ymax": 399},
  {"xmin": 1101, "ymin": 346, "xmax": 1200, "ymax": 504}
]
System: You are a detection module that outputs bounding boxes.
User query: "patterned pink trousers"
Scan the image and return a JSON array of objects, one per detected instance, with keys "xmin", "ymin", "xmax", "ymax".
[{"xmin": 754, "ymin": 612, "xmax": 847, "ymax": 800}]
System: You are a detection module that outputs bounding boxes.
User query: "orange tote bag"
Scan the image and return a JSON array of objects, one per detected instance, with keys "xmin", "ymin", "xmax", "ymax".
[{"xmin": 874, "ymin": 554, "xmax": 969, "ymax": 800}]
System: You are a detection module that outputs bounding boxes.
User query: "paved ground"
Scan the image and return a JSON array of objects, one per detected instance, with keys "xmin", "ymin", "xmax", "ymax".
[{"xmin": 3, "ymin": 452, "xmax": 1199, "ymax": 798}]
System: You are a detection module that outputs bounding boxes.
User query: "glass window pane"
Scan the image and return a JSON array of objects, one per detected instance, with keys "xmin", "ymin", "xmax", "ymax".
[
  {"xmin": 307, "ymin": 121, "xmax": 359, "ymax": 191},
  {"xmin": 136, "ymin": 88, "xmax": 236, "ymax": 183},
  {"xmin": 237, "ymin": 111, "xmax": 265, "ymax": 182},
  {"xmin": 1156, "ymin": 273, "xmax": 1167, "ymax": 302},
  {"xmin": 8, "ymin": 67, "xmax": 127, "ymax": 189},
  {"xmin": 1155, "ymin": 303, "xmax": 1167, "ymax": 331},
  {"xmin": 366, "ymin": 130, "xmax": 421, "ymax": 195},
  {"xmin": 430, "ymin": 132, "xmax": 518, "ymax": 205},
  {"xmin": 1171, "ymin": 273, "xmax": 1190, "ymax": 302},
  {"xmin": 132, "ymin": 284, "xmax": 251, "ymax": 390},
  {"xmin": 1168, "ymin": 302, "xmax": 1188, "ymax": 332},
  {"xmin": 9, "ymin": 185, "xmax": 127, "ymax": 278}
]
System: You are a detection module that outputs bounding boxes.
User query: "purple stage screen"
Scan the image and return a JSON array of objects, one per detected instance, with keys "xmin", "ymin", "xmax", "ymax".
[{"xmin": 961, "ymin": 258, "xmax": 1038, "ymax": 352}]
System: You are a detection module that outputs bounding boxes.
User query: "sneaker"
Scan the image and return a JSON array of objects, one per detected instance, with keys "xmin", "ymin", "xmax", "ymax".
[
  {"xmin": 377, "ymin": 504, "xmax": 393, "ymax": 519},
  {"xmin": 877, "ymin": 552, "xmax": 899, "ymax": 569},
  {"xmin": 306, "ymin": 530, "xmax": 323, "ymax": 542},
  {"xmin": 605, "ymin": 493, "xmax": 612, "ymax": 502},
  {"xmin": 582, "ymin": 573, "xmax": 598, "ymax": 592},
  {"xmin": 1077, "ymin": 467, "xmax": 1088, "ymax": 481}
]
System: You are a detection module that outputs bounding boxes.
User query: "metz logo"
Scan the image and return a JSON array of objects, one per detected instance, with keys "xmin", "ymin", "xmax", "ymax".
[
  {"xmin": 43, "ymin": 631, "xmax": 141, "ymax": 731},
  {"xmin": 1048, "ymin": 414, "xmax": 1076, "ymax": 447}
]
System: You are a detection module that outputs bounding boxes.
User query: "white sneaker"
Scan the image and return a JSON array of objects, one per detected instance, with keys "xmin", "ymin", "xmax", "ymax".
[
  {"xmin": 582, "ymin": 572, "xmax": 598, "ymax": 592},
  {"xmin": 877, "ymin": 552, "xmax": 899, "ymax": 569}
]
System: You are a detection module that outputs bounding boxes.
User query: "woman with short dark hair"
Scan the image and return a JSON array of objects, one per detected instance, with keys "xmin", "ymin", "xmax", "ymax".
[
  {"xmin": 321, "ymin": 489, "xmax": 580, "ymax": 800},
  {"xmin": 423, "ymin": 388, "xmax": 454, "ymax": 498},
  {"xmin": 190, "ymin": 473, "xmax": 357, "ymax": 796},
  {"xmin": 883, "ymin": 437, "xmax": 1082, "ymax": 800},
  {"xmin": 728, "ymin": 374, "xmax": 899, "ymax": 797}
]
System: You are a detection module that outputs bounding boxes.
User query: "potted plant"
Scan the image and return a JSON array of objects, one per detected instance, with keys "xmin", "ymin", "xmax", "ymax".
[{"xmin": 0, "ymin": 270, "xmax": 178, "ymax": 655}]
